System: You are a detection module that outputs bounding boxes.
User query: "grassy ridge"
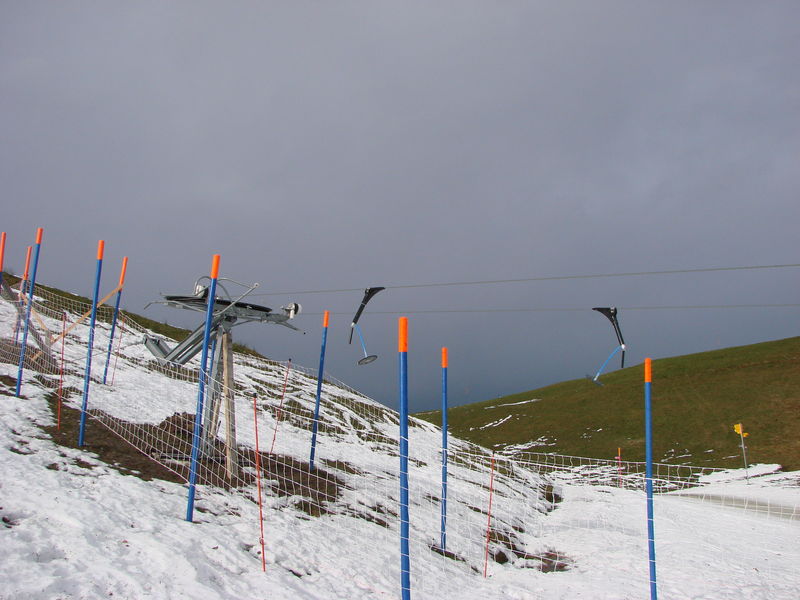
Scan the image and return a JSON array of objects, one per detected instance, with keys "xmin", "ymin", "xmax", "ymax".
[{"xmin": 416, "ymin": 337, "xmax": 800, "ymax": 470}]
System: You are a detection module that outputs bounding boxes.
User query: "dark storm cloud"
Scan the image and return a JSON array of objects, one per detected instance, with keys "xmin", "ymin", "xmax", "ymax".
[{"xmin": 2, "ymin": 1, "xmax": 799, "ymax": 410}]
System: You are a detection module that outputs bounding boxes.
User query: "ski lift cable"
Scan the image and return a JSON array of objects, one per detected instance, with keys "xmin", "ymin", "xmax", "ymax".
[
  {"xmin": 247, "ymin": 263, "xmax": 800, "ymax": 297},
  {"xmin": 297, "ymin": 303, "xmax": 800, "ymax": 316}
]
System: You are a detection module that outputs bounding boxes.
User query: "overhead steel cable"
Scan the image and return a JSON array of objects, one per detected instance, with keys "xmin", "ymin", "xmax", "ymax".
[
  {"xmin": 299, "ymin": 303, "xmax": 800, "ymax": 316},
  {"xmin": 248, "ymin": 263, "xmax": 800, "ymax": 297}
]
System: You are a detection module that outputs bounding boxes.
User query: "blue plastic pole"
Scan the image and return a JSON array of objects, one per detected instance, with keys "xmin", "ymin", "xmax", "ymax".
[
  {"xmin": 186, "ymin": 254, "xmax": 221, "ymax": 522},
  {"xmin": 78, "ymin": 240, "xmax": 105, "ymax": 446},
  {"xmin": 102, "ymin": 257, "xmax": 127, "ymax": 385},
  {"xmin": 309, "ymin": 310, "xmax": 329, "ymax": 470},
  {"xmin": 78, "ymin": 240, "xmax": 105, "ymax": 447},
  {"xmin": 101, "ymin": 289, "xmax": 122, "ymax": 385},
  {"xmin": 16, "ymin": 229, "xmax": 43, "ymax": 397},
  {"xmin": 398, "ymin": 317, "xmax": 411, "ymax": 600},
  {"xmin": 440, "ymin": 346, "xmax": 448, "ymax": 551},
  {"xmin": 644, "ymin": 358, "xmax": 658, "ymax": 600}
]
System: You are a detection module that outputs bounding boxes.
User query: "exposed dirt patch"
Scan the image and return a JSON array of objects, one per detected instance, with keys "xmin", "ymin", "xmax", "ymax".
[
  {"xmin": 38, "ymin": 392, "xmax": 345, "ymax": 517},
  {"xmin": 486, "ymin": 526, "xmax": 573, "ymax": 571},
  {"xmin": 41, "ymin": 392, "xmax": 185, "ymax": 483}
]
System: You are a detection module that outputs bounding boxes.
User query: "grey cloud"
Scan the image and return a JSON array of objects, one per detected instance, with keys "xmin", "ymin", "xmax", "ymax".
[{"xmin": 2, "ymin": 1, "xmax": 798, "ymax": 410}]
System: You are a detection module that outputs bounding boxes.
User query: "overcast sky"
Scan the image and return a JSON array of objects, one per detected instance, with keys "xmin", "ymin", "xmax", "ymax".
[{"xmin": 2, "ymin": 2, "xmax": 798, "ymax": 412}]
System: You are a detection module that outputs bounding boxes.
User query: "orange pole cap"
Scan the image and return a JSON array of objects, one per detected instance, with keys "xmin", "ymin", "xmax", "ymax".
[
  {"xmin": 398, "ymin": 317, "xmax": 408, "ymax": 352},
  {"xmin": 323, "ymin": 310, "xmax": 330, "ymax": 328},
  {"xmin": 210, "ymin": 254, "xmax": 220, "ymax": 279},
  {"xmin": 644, "ymin": 358, "xmax": 652, "ymax": 383},
  {"xmin": 35, "ymin": 227, "xmax": 43, "ymax": 244},
  {"xmin": 118, "ymin": 256, "xmax": 129, "ymax": 287},
  {"xmin": 96, "ymin": 240, "xmax": 105, "ymax": 260},
  {"xmin": 441, "ymin": 347, "xmax": 448, "ymax": 368}
]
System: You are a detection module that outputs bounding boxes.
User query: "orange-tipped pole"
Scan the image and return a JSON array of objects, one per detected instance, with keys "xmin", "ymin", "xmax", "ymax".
[
  {"xmin": 118, "ymin": 256, "xmax": 128, "ymax": 287},
  {"xmin": 309, "ymin": 309, "xmax": 330, "ymax": 470},
  {"xmin": 398, "ymin": 316, "xmax": 411, "ymax": 596},
  {"xmin": 643, "ymin": 355, "xmax": 657, "ymax": 595},
  {"xmin": 78, "ymin": 236, "xmax": 106, "ymax": 446},
  {"xmin": 0, "ymin": 232, "xmax": 6, "ymax": 272},
  {"xmin": 15, "ymin": 228, "xmax": 44, "ymax": 398},
  {"xmin": 23, "ymin": 246, "xmax": 32, "ymax": 281},
  {"xmin": 398, "ymin": 317, "xmax": 408, "ymax": 352},
  {"xmin": 187, "ymin": 253, "xmax": 222, "ymax": 521},
  {"xmin": 102, "ymin": 255, "xmax": 129, "ymax": 385},
  {"xmin": 440, "ymin": 344, "xmax": 449, "ymax": 550}
]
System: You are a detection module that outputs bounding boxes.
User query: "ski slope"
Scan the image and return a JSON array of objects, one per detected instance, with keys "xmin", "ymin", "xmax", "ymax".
[{"xmin": 1, "ymin": 287, "xmax": 799, "ymax": 599}]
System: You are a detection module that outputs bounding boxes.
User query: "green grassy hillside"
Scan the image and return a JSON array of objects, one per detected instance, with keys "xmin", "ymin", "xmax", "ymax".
[{"xmin": 416, "ymin": 337, "xmax": 800, "ymax": 470}]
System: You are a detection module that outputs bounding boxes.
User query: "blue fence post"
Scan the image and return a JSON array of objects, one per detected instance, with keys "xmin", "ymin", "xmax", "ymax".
[
  {"xmin": 309, "ymin": 310, "xmax": 329, "ymax": 470},
  {"xmin": 16, "ymin": 228, "xmax": 43, "ymax": 397},
  {"xmin": 440, "ymin": 346, "xmax": 448, "ymax": 551},
  {"xmin": 644, "ymin": 358, "xmax": 658, "ymax": 600},
  {"xmin": 78, "ymin": 240, "xmax": 105, "ymax": 446},
  {"xmin": 186, "ymin": 254, "xmax": 221, "ymax": 522},
  {"xmin": 398, "ymin": 317, "xmax": 411, "ymax": 600},
  {"xmin": 102, "ymin": 256, "xmax": 128, "ymax": 385}
]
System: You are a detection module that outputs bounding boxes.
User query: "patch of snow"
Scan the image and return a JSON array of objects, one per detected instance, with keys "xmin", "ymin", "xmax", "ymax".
[
  {"xmin": 478, "ymin": 415, "xmax": 513, "ymax": 430},
  {"xmin": 483, "ymin": 398, "xmax": 542, "ymax": 409}
]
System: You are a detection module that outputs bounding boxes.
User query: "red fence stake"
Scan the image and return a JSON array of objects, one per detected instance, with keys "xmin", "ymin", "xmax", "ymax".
[
  {"xmin": 483, "ymin": 452, "xmax": 496, "ymax": 578},
  {"xmin": 269, "ymin": 359, "xmax": 292, "ymax": 454},
  {"xmin": 252, "ymin": 394, "xmax": 267, "ymax": 572},
  {"xmin": 57, "ymin": 311, "xmax": 67, "ymax": 430}
]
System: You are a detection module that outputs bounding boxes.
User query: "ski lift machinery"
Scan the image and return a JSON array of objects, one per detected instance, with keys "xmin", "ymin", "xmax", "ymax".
[
  {"xmin": 587, "ymin": 306, "xmax": 626, "ymax": 386},
  {"xmin": 144, "ymin": 275, "xmax": 302, "ymax": 469},
  {"xmin": 349, "ymin": 287, "xmax": 384, "ymax": 365}
]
